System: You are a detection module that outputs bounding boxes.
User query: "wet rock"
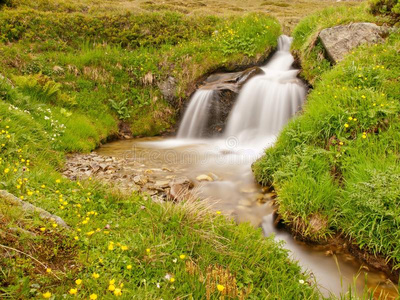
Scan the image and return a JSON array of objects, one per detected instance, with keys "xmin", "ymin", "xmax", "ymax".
[
  {"xmin": 208, "ymin": 172, "xmax": 219, "ymax": 181},
  {"xmin": 133, "ymin": 175, "xmax": 149, "ymax": 185},
  {"xmin": 195, "ymin": 67, "xmax": 264, "ymax": 135},
  {"xmin": 203, "ymin": 67, "xmax": 264, "ymax": 93},
  {"xmin": 64, "ymin": 153, "xmax": 192, "ymax": 203},
  {"xmin": 153, "ymin": 180, "xmax": 170, "ymax": 189},
  {"xmin": 170, "ymin": 176, "xmax": 193, "ymax": 187},
  {"xmin": 196, "ymin": 174, "xmax": 213, "ymax": 182},
  {"xmin": 319, "ymin": 23, "xmax": 389, "ymax": 63}
]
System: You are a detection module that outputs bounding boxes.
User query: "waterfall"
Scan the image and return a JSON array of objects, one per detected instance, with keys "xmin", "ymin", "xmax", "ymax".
[
  {"xmin": 177, "ymin": 89, "xmax": 214, "ymax": 138},
  {"xmin": 176, "ymin": 35, "xmax": 307, "ymax": 146},
  {"xmin": 224, "ymin": 35, "xmax": 307, "ymax": 145}
]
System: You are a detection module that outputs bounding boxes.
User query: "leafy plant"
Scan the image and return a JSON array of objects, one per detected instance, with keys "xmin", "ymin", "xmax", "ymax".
[
  {"xmin": 12, "ymin": 73, "xmax": 77, "ymax": 107},
  {"xmin": 109, "ymin": 99, "xmax": 131, "ymax": 120}
]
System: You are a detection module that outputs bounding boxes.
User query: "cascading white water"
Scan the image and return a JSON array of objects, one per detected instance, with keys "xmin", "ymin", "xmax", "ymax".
[
  {"xmin": 224, "ymin": 35, "xmax": 307, "ymax": 146},
  {"xmin": 177, "ymin": 89, "xmax": 214, "ymax": 138}
]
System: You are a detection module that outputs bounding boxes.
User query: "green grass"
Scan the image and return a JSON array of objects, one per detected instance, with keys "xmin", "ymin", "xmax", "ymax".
[
  {"xmin": 0, "ymin": 1, "xmax": 325, "ymax": 299},
  {"xmin": 253, "ymin": 6, "xmax": 400, "ymax": 274}
]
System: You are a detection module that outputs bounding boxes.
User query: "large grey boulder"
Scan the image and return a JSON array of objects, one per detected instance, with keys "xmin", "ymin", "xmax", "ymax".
[{"xmin": 319, "ymin": 23, "xmax": 389, "ymax": 63}]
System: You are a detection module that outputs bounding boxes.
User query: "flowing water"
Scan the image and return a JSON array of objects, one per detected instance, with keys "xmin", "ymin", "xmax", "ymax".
[
  {"xmin": 177, "ymin": 90, "xmax": 214, "ymax": 138},
  {"xmin": 96, "ymin": 35, "xmax": 398, "ymax": 298}
]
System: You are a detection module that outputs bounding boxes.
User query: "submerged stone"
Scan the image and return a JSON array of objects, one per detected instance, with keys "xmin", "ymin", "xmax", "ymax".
[{"xmin": 196, "ymin": 174, "xmax": 213, "ymax": 182}]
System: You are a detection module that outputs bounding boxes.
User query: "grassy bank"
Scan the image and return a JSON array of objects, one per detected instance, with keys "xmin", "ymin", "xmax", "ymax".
[
  {"xmin": 0, "ymin": 1, "xmax": 325, "ymax": 299},
  {"xmin": 253, "ymin": 3, "xmax": 400, "ymax": 278}
]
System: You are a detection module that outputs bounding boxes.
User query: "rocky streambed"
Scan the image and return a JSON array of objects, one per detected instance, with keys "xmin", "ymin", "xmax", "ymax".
[{"xmin": 63, "ymin": 151, "xmax": 276, "ymax": 208}]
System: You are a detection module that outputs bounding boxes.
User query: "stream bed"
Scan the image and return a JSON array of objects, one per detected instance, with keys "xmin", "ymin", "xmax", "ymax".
[{"xmin": 93, "ymin": 136, "xmax": 398, "ymax": 299}]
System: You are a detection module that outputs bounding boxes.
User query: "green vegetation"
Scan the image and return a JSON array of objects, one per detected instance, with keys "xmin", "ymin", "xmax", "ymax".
[
  {"xmin": 254, "ymin": 4, "xmax": 400, "ymax": 277},
  {"xmin": 0, "ymin": 0, "xmax": 324, "ymax": 299},
  {"xmin": 0, "ymin": 2, "xmax": 281, "ymax": 142},
  {"xmin": 370, "ymin": 0, "xmax": 400, "ymax": 23}
]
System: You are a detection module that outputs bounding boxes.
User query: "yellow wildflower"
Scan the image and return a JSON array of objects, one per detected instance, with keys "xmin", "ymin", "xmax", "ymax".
[
  {"xmin": 40, "ymin": 227, "xmax": 46, "ymax": 232},
  {"xmin": 114, "ymin": 288, "xmax": 122, "ymax": 296},
  {"xmin": 146, "ymin": 248, "xmax": 150, "ymax": 253},
  {"xmin": 46, "ymin": 268, "xmax": 52, "ymax": 273},
  {"xmin": 89, "ymin": 294, "xmax": 97, "ymax": 300},
  {"xmin": 126, "ymin": 265, "xmax": 132, "ymax": 270},
  {"xmin": 170, "ymin": 277, "xmax": 175, "ymax": 283},
  {"xmin": 179, "ymin": 254, "xmax": 186, "ymax": 260},
  {"xmin": 344, "ymin": 123, "xmax": 349, "ymax": 128},
  {"xmin": 217, "ymin": 284, "xmax": 225, "ymax": 292},
  {"xmin": 108, "ymin": 284, "xmax": 116, "ymax": 292},
  {"xmin": 42, "ymin": 291, "xmax": 52, "ymax": 298},
  {"xmin": 92, "ymin": 272, "xmax": 100, "ymax": 279},
  {"xmin": 75, "ymin": 279, "xmax": 82, "ymax": 285},
  {"xmin": 69, "ymin": 288, "xmax": 77, "ymax": 295}
]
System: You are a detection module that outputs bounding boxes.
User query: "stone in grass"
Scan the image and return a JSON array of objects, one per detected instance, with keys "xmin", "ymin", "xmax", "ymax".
[{"xmin": 319, "ymin": 22, "xmax": 389, "ymax": 63}]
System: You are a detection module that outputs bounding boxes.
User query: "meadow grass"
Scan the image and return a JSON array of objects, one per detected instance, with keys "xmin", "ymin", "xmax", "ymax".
[
  {"xmin": 253, "ymin": 4, "xmax": 400, "ymax": 275},
  {"xmin": 0, "ymin": 1, "xmax": 325, "ymax": 299}
]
